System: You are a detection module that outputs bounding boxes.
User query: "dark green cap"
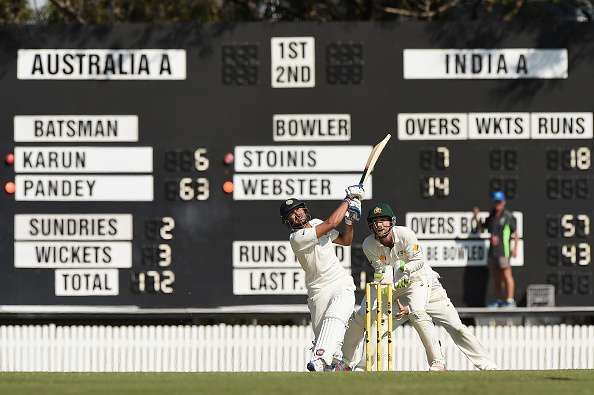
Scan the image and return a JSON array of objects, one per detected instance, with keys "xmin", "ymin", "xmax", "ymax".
[{"xmin": 367, "ymin": 203, "xmax": 396, "ymax": 223}]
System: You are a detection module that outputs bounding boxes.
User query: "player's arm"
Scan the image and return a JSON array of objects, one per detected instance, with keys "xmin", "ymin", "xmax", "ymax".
[
  {"xmin": 333, "ymin": 222, "xmax": 353, "ymax": 246},
  {"xmin": 320, "ymin": 184, "xmax": 364, "ymax": 241},
  {"xmin": 511, "ymin": 231, "xmax": 519, "ymax": 258},
  {"xmin": 399, "ymin": 228, "xmax": 426, "ymax": 275},
  {"xmin": 315, "ymin": 199, "xmax": 351, "ymax": 239},
  {"xmin": 511, "ymin": 215, "xmax": 519, "ymax": 258},
  {"xmin": 362, "ymin": 238, "xmax": 391, "ymax": 283},
  {"xmin": 472, "ymin": 207, "xmax": 485, "ymax": 232}
]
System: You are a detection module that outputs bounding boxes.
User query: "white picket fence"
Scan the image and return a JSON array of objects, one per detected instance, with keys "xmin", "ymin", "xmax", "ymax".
[{"xmin": 0, "ymin": 324, "xmax": 593, "ymax": 372}]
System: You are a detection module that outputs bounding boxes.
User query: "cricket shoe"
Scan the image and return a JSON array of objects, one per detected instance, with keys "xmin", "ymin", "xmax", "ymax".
[
  {"xmin": 307, "ymin": 358, "xmax": 331, "ymax": 372},
  {"xmin": 480, "ymin": 364, "xmax": 499, "ymax": 371},
  {"xmin": 429, "ymin": 361, "xmax": 447, "ymax": 372},
  {"xmin": 500, "ymin": 299, "xmax": 516, "ymax": 308},
  {"xmin": 487, "ymin": 300, "xmax": 503, "ymax": 308},
  {"xmin": 331, "ymin": 360, "xmax": 352, "ymax": 372}
]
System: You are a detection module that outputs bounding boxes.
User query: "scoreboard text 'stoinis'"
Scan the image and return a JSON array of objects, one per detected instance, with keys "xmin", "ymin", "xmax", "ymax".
[{"xmin": 0, "ymin": 22, "xmax": 593, "ymax": 313}]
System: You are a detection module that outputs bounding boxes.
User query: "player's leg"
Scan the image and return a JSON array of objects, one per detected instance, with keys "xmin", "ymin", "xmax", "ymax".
[
  {"xmin": 427, "ymin": 283, "xmax": 498, "ymax": 370},
  {"xmin": 500, "ymin": 258, "xmax": 516, "ymax": 306},
  {"xmin": 343, "ymin": 290, "xmax": 407, "ymax": 371},
  {"xmin": 308, "ymin": 294, "xmax": 324, "ymax": 339},
  {"xmin": 488, "ymin": 257, "xmax": 503, "ymax": 307},
  {"xmin": 341, "ymin": 296, "xmax": 367, "ymax": 368},
  {"xmin": 309, "ymin": 283, "xmax": 356, "ymax": 371},
  {"xmin": 306, "ymin": 291, "xmax": 330, "ymax": 371},
  {"xmin": 400, "ymin": 280, "xmax": 446, "ymax": 370}
]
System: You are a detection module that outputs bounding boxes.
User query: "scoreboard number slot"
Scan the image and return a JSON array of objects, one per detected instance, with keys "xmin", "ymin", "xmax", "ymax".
[{"xmin": 546, "ymin": 147, "xmax": 591, "ymax": 171}]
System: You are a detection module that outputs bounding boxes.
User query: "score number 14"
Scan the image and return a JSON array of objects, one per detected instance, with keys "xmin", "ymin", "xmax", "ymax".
[{"xmin": 420, "ymin": 147, "xmax": 450, "ymax": 198}]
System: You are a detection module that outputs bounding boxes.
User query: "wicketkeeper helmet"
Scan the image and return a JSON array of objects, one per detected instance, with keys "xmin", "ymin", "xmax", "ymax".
[
  {"xmin": 367, "ymin": 202, "xmax": 396, "ymax": 237},
  {"xmin": 366, "ymin": 202, "xmax": 396, "ymax": 223}
]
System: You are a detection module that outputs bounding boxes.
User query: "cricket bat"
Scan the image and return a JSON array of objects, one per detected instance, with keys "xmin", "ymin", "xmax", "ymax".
[{"xmin": 358, "ymin": 133, "xmax": 391, "ymax": 185}]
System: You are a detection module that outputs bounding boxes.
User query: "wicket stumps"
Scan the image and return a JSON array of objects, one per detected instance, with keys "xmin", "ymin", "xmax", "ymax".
[{"xmin": 365, "ymin": 282, "xmax": 393, "ymax": 371}]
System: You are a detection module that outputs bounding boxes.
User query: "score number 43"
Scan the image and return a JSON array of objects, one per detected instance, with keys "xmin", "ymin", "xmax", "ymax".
[
  {"xmin": 546, "ymin": 214, "xmax": 591, "ymax": 266},
  {"xmin": 547, "ymin": 243, "xmax": 591, "ymax": 266}
]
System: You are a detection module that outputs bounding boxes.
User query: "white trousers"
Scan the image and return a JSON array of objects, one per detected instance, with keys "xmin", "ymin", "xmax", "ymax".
[
  {"xmin": 343, "ymin": 278, "xmax": 444, "ymax": 368},
  {"xmin": 308, "ymin": 279, "xmax": 356, "ymax": 364},
  {"xmin": 342, "ymin": 280, "xmax": 497, "ymax": 370},
  {"xmin": 423, "ymin": 283, "xmax": 497, "ymax": 370}
]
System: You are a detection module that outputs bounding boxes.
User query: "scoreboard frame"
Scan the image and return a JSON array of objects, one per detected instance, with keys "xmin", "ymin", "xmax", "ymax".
[{"xmin": 0, "ymin": 22, "xmax": 593, "ymax": 317}]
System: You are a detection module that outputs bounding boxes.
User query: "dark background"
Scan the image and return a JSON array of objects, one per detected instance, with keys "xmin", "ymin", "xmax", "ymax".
[{"xmin": 0, "ymin": 22, "xmax": 592, "ymax": 311}]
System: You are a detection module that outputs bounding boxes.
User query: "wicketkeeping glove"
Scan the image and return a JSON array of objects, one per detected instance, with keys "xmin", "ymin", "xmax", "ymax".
[
  {"xmin": 395, "ymin": 260, "xmax": 410, "ymax": 288},
  {"xmin": 345, "ymin": 184, "xmax": 365, "ymax": 200},
  {"xmin": 396, "ymin": 274, "xmax": 410, "ymax": 289},
  {"xmin": 373, "ymin": 266, "xmax": 386, "ymax": 282}
]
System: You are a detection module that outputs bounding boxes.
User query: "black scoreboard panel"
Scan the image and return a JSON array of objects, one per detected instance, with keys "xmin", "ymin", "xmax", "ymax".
[{"xmin": 0, "ymin": 23, "xmax": 592, "ymax": 312}]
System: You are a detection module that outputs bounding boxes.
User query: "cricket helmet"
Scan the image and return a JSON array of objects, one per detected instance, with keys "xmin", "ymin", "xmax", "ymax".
[
  {"xmin": 280, "ymin": 198, "xmax": 310, "ymax": 230},
  {"xmin": 367, "ymin": 202, "xmax": 396, "ymax": 238}
]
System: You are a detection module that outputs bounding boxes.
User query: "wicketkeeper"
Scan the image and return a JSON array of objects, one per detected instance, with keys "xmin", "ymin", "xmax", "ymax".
[
  {"xmin": 280, "ymin": 185, "xmax": 363, "ymax": 371},
  {"xmin": 341, "ymin": 203, "xmax": 497, "ymax": 371}
]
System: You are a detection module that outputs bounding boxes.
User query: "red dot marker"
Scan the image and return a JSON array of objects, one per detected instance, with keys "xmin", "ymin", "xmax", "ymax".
[
  {"xmin": 5, "ymin": 153, "xmax": 14, "ymax": 166},
  {"xmin": 222, "ymin": 181, "xmax": 234, "ymax": 194},
  {"xmin": 223, "ymin": 152, "xmax": 234, "ymax": 165},
  {"xmin": 4, "ymin": 181, "xmax": 15, "ymax": 194}
]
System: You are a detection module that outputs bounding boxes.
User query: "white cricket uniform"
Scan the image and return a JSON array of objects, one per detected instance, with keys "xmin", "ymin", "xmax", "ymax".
[
  {"xmin": 362, "ymin": 226, "xmax": 440, "ymax": 292},
  {"xmin": 342, "ymin": 226, "xmax": 497, "ymax": 370},
  {"xmin": 290, "ymin": 218, "xmax": 355, "ymax": 366}
]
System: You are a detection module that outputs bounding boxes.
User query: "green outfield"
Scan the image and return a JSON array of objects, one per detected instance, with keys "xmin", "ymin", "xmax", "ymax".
[{"xmin": 0, "ymin": 370, "xmax": 593, "ymax": 395}]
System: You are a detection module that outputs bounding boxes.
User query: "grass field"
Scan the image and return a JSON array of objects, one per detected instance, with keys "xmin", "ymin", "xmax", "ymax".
[{"xmin": 0, "ymin": 370, "xmax": 593, "ymax": 395}]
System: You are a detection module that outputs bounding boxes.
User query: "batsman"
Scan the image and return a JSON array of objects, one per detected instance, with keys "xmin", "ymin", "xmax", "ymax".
[
  {"xmin": 341, "ymin": 203, "xmax": 497, "ymax": 371},
  {"xmin": 280, "ymin": 185, "xmax": 364, "ymax": 372}
]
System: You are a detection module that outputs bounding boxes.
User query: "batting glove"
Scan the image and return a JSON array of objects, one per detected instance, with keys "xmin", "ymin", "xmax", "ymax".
[
  {"xmin": 344, "ymin": 211, "xmax": 359, "ymax": 225},
  {"xmin": 345, "ymin": 184, "xmax": 365, "ymax": 200},
  {"xmin": 346, "ymin": 198, "xmax": 361, "ymax": 222}
]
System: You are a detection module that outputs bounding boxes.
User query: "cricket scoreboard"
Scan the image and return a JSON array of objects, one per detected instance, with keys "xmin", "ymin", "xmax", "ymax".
[{"xmin": 0, "ymin": 22, "xmax": 592, "ymax": 314}]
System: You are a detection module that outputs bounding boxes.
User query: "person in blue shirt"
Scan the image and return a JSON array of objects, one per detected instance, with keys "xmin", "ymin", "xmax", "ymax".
[{"xmin": 473, "ymin": 191, "xmax": 519, "ymax": 308}]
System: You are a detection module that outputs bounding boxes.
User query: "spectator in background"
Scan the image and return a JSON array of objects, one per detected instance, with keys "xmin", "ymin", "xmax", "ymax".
[{"xmin": 473, "ymin": 191, "xmax": 519, "ymax": 308}]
